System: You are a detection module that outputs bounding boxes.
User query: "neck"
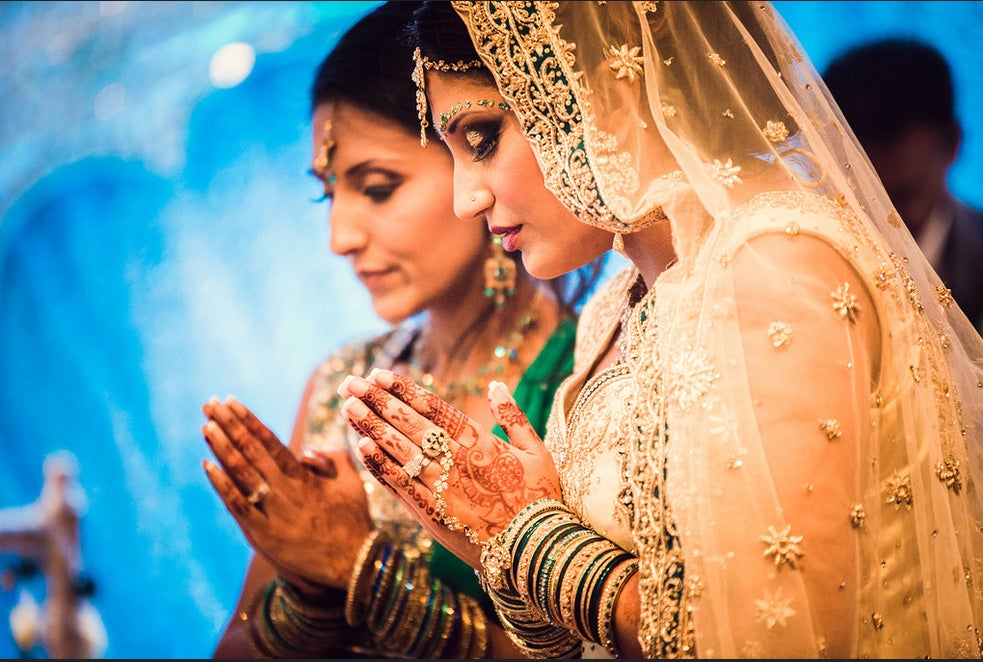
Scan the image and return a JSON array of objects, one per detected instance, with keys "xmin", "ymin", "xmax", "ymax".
[
  {"xmin": 418, "ymin": 273, "xmax": 558, "ymax": 385},
  {"xmin": 621, "ymin": 220, "xmax": 677, "ymax": 288}
]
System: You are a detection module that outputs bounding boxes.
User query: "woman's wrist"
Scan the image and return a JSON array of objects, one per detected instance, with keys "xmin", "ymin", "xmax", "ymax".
[{"xmin": 478, "ymin": 496, "xmax": 639, "ymax": 657}]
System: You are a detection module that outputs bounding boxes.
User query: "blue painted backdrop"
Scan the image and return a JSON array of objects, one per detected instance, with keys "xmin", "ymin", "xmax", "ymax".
[{"xmin": 1, "ymin": 2, "xmax": 981, "ymax": 658}]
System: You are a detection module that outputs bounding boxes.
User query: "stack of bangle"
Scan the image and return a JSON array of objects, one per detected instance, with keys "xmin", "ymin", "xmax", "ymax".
[
  {"xmin": 344, "ymin": 527, "xmax": 490, "ymax": 658},
  {"xmin": 479, "ymin": 497, "xmax": 639, "ymax": 658},
  {"xmin": 240, "ymin": 576, "xmax": 347, "ymax": 657}
]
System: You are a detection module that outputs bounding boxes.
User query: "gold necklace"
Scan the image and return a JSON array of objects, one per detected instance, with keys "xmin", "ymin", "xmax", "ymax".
[{"xmin": 410, "ymin": 292, "xmax": 542, "ymax": 403}]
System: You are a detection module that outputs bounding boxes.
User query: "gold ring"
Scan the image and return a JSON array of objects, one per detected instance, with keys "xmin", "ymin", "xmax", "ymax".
[
  {"xmin": 247, "ymin": 482, "xmax": 270, "ymax": 505},
  {"xmin": 421, "ymin": 427, "xmax": 451, "ymax": 460},
  {"xmin": 402, "ymin": 453, "xmax": 430, "ymax": 479}
]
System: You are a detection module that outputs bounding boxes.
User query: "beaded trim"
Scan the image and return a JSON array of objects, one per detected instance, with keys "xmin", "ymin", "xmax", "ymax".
[{"xmin": 412, "ymin": 47, "xmax": 484, "ymax": 146}]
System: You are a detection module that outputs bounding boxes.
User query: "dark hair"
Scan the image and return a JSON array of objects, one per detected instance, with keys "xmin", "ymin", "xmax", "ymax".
[
  {"xmin": 406, "ymin": 1, "xmax": 489, "ymax": 77},
  {"xmin": 310, "ymin": 1, "xmax": 426, "ymax": 138},
  {"xmin": 824, "ymin": 38, "xmax": 958, "ymax": 148}
]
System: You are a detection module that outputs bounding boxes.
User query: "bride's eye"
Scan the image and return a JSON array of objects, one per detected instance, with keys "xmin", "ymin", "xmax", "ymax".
[{"xmin": 463, "ymin": 120, "xmax": 501, "ymax": 162}]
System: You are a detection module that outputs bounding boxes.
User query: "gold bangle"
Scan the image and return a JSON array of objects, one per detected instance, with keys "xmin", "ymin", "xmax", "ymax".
[
  {"xmin": 469, "ymin": 599, "xmax": 490, "ymax": 658},
  {"xmin": 344, "ymin": 528, "xmax": 384, "ymax": 627}
]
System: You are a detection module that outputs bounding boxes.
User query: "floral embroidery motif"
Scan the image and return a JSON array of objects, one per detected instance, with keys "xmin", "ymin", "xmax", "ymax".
[
  {"xmin": 636, "ymin": 0, "xmax": 659, "ymax": 12},
  {"xmin": 662, "ymin": 56, "xmax": 674, "ymax": 67},
  {"xmin": 885, "ymin": 472, "xmax": 914, "ymax": 509},
  {"xmin": 606, "ymin": 43, "xmax": 644, "ymax": 82},
  {"xmin": 754, "ymin": 586, "xmax": 796, "ymax": 629},
  {"xmin": 767, "ymin": 321, "xmax": 793, "ymax": 348},
  {"xmin": 849, "ymin": 504, "xmax": 866, "ymax": 529},
  {"xmin": 784, "ymin": 220, "xmax": 800, "ymax": 235},
  {"xmin": 722, "ymin": 108, "xmax": 734, "ymax": 119},
  {"xmin": 763, "ymin": 120, "xmax": 790, "ymax": 143},
  {"xmin": 711, "ymin": 158, "xmax": 742, "ymax": 188},
  {"xmin": 665, "ymin": 346, "xmax": 718, "ymax": 410},
  {"xmin": 831, "ymin": 282, "xmax": 861, "ymax": 323},
  {"xmin": 887, "ymin": 210, "xmax": 903, "ymax": 228},
  {"xmin": 662, "ymin": 102, "xmax": 677, "ymax": 118},
  {"xmin": 685, "ymin": 575, "xmax": 704, "ymax": 598},
  {"xmin": 706, "ymin": 51, "xmax": 726, "ymax": 66},
  {"xmin": 936, "ymin": 456, "xmax": 963, "ymax": 495},
  {"xmin": 819, "ymin": 418, "xmax": 842, "ymax": 441},
  {"xmin": 760, "ymin": 524, "xmax": 804, "ymax": 570},
  {"xmin": 935, "ymin": 284, "xmax": 955, "ymax": 308}
]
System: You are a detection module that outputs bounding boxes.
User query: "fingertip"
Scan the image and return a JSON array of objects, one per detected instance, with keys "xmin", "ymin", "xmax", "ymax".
[
  {"xmin": 337, "ymin": 375, "xmax": 353, "ymax": 397},
  {"xmin": 487, "ymin": 380, "xmax": 514, "ymax": 404},
  {"xmin": 208, "ymin": 396, "xmax": 221, "ymax": 406}
]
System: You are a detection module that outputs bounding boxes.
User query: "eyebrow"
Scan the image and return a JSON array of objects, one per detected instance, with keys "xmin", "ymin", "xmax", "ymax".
[{"xmin": 444, "ymin": 110, "xmax": 473, "ymax": 136}]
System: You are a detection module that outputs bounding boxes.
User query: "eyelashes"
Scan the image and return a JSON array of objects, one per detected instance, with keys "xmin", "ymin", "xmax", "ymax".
[{"xmin": 463, "ymin": 119, "xmax": 502, "ymax": 162}]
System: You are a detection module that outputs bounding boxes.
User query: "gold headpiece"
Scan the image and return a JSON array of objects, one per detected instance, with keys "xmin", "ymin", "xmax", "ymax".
[
  {"xmin": 412, "ymin": 47, "xmax": 483, "ymax": 146},
  {"xmin": 312, "ymin": 119, "xmax": 336, "ymax": 180}
]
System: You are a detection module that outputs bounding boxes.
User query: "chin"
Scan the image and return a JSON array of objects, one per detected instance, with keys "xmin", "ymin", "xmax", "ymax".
[{"xmin": 520, "ymin": 248, "xmax": 597, "ymax": 281}]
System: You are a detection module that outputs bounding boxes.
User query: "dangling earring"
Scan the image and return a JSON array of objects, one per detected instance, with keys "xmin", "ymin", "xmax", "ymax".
[
  {"xmin": 484, "ymin": 236, "xmax": 516, "ymax": 308},
  {"xmin": 612, "ymin": 232, "xmax": 627, "ymax": 257}
]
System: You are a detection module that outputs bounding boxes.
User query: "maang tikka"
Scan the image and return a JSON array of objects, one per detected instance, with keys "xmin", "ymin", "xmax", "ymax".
[{"xmin": 484, "ymin": 236, "xmax": 516, "ymax": 308}]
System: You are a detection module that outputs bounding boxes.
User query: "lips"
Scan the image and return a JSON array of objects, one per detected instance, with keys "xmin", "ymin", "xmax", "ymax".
[
  {"xmin": 356, "ymin": 266, "xmax": 397, "ymax": 290},
  {"xmin": 489, "ymin": 225, "xmax": 521, "ymax": 252}
]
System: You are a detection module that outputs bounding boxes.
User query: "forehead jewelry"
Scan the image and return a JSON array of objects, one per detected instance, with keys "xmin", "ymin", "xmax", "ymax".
[
  {"xmin": 312, "ymin": 119, "xmax": 336, "ymax": 182},
  {"xmin": 412, "ymin": 47, "xmax": 483, "ymax": 147},
  {"xmin": 438, "ymin": 99, "xmax": 511, "ymax": 134}
]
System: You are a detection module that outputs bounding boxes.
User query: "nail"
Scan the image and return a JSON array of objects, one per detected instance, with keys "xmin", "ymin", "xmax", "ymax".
[
  {"xmin": 368, "ymin": 368, "xmax": 393, "ymax": 387},
  {"xmin": 344, "ymin": 375, "xmax": 369, "ymax": 396},
  {"xmin": 487, "ymin": 380, "xmax": 514, "ymax": 405},
  {"xmin": 342, "ymin": 396, "xmax": 370, "ymax": 418}
]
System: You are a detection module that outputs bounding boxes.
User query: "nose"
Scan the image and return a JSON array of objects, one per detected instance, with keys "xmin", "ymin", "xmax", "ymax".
[
  {"xmin": 327, "ymin": 196, "xmax": 368, "ymax": 256},
  {"xmin": 454, "ymin": 176, "xmax": 493, "ymax": 221}
]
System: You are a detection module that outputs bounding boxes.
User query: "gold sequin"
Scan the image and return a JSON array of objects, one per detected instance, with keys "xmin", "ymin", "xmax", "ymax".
[
  {"xmin": 726, "ymin": 448, "xmax": 746, "ymax": 469},
  {"xmin": 887, "ymin": 210, "xmax": 903, "ymax": 227},
  {"xmin": 849, "ymin": 504, "xmax": 866, "ymax": 529},
  {"xmin": 763, "ymin": 120, "xmax": 789, "ymax": 143},
  {"xmin": 768, "ymin": 321, "xmax": 793, "ymax": 348},
  {"xmin": 760, "ymin": 524, "xmax": 804, "ymax": 570},
  {"xmin": 871, "ymin": 612, "xmax": 884, "ymax": 630},
  {"xmin": 885, "ymin": 472, "xmax": 914, "ymax": 509},
  {"xmin": 784, "ymin": 220, "xmax": 800, "ymax": 235},
  {"xmin": 606, "ymin": 43, "xmax": 644, "ymax": 82},
  {"xmin": 936, "ymin": 456, "xmax": 963, "ymax": 495},
  {"xmin": 819, "ymin": 418, "xmax": 842, "ymax": 441},
  {"xmin": 706, "ymin": 52, "xmax": 726, "ymax": 66},
  {"xmin": 831, "ymin": 282, "xmax": 861, "ymax": 323},
  {"xmin": 936, "ymin": 284, "xmax": 955, "ymax": 308}
]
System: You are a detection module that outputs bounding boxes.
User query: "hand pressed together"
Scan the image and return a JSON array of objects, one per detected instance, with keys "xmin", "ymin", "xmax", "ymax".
[
  {"xmin": 337, "ymin": 368, "xmax": 562, "ymax": 568},
  {"xmin": 201, "ymin": 396, "xmax": 373, "ymax": 595}
]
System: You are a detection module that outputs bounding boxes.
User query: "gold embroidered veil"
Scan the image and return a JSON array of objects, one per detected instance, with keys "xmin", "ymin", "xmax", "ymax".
[{"xmin": 443, "ymin": 1, "xmax": 983, "ymax": 657}]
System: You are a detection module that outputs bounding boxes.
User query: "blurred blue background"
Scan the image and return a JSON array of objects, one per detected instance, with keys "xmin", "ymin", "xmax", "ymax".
[{"xmin": 1, "ymin": 1, "xmax": 981, "ymax": 658}]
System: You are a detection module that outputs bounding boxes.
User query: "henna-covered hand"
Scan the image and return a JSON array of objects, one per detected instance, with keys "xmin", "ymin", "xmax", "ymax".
[
  {"xmin": 337, "ymin": 370, "xmax": 562, "ymax": 568},
  {"xmin": 201, "ymin": 396, "xmax": 373, "ymax": 594}
]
